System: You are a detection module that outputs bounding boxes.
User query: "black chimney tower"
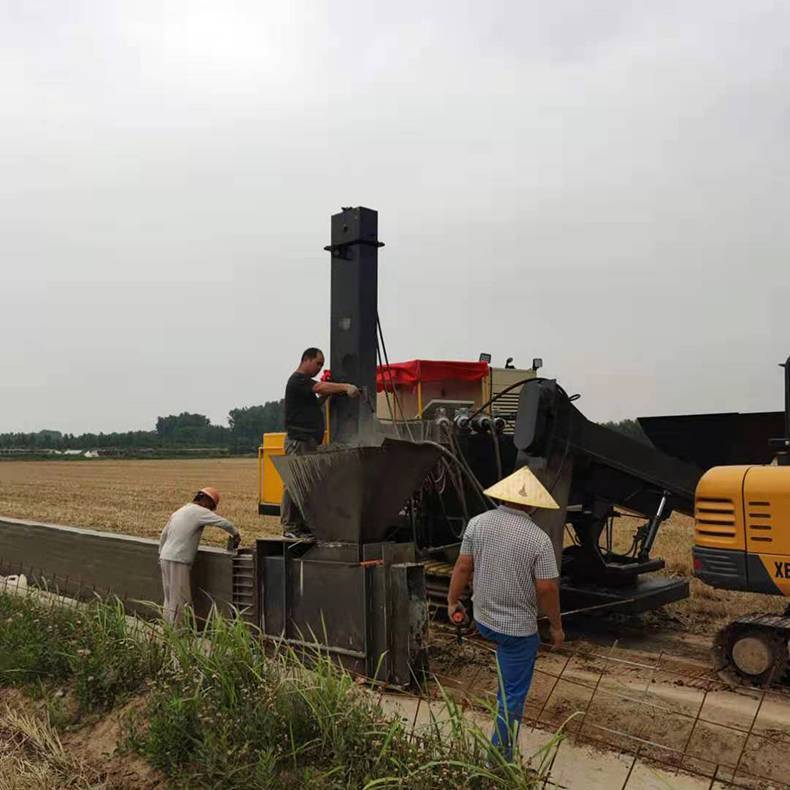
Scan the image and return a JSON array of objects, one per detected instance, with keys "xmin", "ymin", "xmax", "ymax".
[{"xmin": 325, "ymin": 207, "xmax": 383, "ymax": 443}]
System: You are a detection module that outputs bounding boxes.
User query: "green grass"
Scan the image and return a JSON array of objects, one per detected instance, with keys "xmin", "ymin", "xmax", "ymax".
[
  {"xmin": 0, "ymin": 591, "xmax": 163, "ymax": 712},
  {"xmin": 0, "ymin": 588, "xmax": 557, "ymax": 788}
]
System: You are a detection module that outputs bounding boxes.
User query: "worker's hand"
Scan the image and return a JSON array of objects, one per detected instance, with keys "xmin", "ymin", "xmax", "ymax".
[
  {"xmin": 448, "ymin": 601, "xmax": 468, "ymax": 626},
  {"xmin": 549, "ymin": 624, "xmax": 565, "ymax": 648},
  {"xmin": 230, "ymin": 533, "xmax": 241, "ymax": 550},
  {"xmin": 344, "ymin": 384, "xmax": 360, "ymax": 398}
]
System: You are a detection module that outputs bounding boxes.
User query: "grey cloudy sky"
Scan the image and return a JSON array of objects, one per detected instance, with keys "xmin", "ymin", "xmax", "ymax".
[{"xmin": 1, "ymin": 1, "xmax": 788, "ymax": 433}]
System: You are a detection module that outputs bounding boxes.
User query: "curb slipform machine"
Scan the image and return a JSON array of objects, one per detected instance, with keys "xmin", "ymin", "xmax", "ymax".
[{"xmin": 256, "ymin": 206, "xmax": 709, "ymax": 686}]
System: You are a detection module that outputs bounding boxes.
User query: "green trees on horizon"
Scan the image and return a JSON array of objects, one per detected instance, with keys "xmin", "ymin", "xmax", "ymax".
[
  {"xmin": 0, "ymin": 401, "xmax": 286, "ymax": 453},
  {"xmin": 1, "ymin": 409, "xmax": 649, "ymax": 454}
]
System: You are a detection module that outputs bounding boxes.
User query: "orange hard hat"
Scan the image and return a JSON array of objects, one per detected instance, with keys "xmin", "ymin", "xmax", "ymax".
[{"xmin": 198, "ymin": 486, "xmax": 221, "ymax": 506}]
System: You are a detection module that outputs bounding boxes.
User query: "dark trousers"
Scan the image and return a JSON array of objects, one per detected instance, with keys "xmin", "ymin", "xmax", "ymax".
[
  {"xmin": 476, "ymin": 622, "xmax": 540, "ymax": 760},
  {"xmin": 280, "ymin": 436, "xmax": 318, "ymax": 530}
]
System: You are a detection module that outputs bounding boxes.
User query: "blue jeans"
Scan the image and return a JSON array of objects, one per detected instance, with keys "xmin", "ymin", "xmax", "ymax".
[{"xmin": 476, "ymin": 622, "xmax": 539, "ymax": 760}]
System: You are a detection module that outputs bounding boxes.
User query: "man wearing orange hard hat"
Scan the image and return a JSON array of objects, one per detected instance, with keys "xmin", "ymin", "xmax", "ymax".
[
  {"xmin": 447, "ymin": 465, "xmax": 564, "ymax": 760},
  {"xmin": 158, "ymin": 487, "xmax": 240, "ymax": 625}
]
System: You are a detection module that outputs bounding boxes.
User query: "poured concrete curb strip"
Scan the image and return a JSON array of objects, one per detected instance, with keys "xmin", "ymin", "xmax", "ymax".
[{"xmin": 0, "ymin": 516, "xmax": 234, "ymax": 619}]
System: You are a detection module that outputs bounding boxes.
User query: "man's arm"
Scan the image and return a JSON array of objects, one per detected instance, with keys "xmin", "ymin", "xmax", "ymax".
[
  {"xmin": 534, "ymin": 534, "xmax": 563, "ymax": 647},
  {"xmin": 313, "ymin": 380, "xmax": 359, "ymax": 398},
  {"xmin": 198, "ymin": 510, "xmax": 240, "ymax": 539},
  {"xmin": 535, "ymin": 578, "xmax": 563, "ymax": 647},
  {"xmin": 447, "ymin": 554, "xmax": 474, "ymax": 618}
]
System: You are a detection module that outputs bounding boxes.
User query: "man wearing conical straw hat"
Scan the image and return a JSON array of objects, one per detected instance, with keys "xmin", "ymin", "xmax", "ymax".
[{"xmin": 447, "ymin": 465, "xmax": 564, "ymax": 760}]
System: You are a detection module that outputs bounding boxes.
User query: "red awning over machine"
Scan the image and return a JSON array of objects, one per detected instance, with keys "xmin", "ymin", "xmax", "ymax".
[
  {"xmin": 375, "ymin": 360, "xmax": 489, "ymax": 392},
  {"xmin": 323, "ymin": 360, "xmax": 489, "ymax": 391}
]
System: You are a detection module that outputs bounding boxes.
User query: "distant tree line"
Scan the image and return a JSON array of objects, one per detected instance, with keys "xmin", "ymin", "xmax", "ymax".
[
  {"xmin": 1, "ymin": 407, "xmax": 651, "ymax": 456},
  {"xmin": 0, "ymin": 400, "xmax": 285, "ymax": 454}
]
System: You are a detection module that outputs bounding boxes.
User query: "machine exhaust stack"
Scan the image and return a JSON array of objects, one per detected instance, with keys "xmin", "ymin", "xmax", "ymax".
[{"xmin": 326, "ymin": 207, "xmax": 383, "ymax": 444}]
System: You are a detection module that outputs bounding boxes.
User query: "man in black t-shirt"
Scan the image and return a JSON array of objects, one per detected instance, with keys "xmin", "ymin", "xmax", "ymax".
[{"xmin": 281, "ymin": 347, "xmax": 359, "ymax": 538}]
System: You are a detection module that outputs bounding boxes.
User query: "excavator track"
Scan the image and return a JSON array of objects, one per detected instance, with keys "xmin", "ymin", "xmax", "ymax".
[{"xmin": 714, "ymin": 612, "xmax": 790, "ymax": 687}]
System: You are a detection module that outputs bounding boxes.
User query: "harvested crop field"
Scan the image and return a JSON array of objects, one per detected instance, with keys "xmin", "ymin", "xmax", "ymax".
[
  {"xmin": 0, "ymin": 458, "xmax": 784, "ymax": 636},
  {"xmin": 0, "ymin": 458, "xmax": 279, "ymax": 547}
]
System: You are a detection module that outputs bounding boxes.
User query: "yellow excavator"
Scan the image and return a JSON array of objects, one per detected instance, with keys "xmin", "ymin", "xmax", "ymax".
[{"xmin": 691, "ymin": 357, "xmax": 790, "ymax": 685}]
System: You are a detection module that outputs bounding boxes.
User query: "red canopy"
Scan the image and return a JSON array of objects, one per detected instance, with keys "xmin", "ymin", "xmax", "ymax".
[
  {"xmin": 375, "ymin": 360, "xmax": 489, "ymax": 392},
  {"xmin": 323, "ymin": 360, "xmax": 489, "ymax": 391}
]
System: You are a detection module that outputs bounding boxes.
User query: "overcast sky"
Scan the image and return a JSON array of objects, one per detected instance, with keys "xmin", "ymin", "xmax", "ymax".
[{"xmin": 1, "ymin": 1, "xmax": 788, "ymax": 433}]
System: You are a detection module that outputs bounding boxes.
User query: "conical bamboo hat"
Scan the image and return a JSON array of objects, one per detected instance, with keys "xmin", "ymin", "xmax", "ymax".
[{"xmin": 483, "ymin": 466, "xmax": 559, "ymax": 509}]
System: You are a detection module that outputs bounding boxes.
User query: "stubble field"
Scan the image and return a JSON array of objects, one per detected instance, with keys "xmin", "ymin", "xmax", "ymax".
[
  {"xmin": 0, "ymin": 458, "xmax": 784, "ymax": 635},
  {"xmin": 0, "ymin": 458, "xmax": 280, "ymax": 548}
]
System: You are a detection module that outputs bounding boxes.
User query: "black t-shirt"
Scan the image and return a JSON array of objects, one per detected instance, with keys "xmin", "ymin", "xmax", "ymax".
[{"xmin": 284, "ymin": 372, "xmax": 324, "ymax": 442}]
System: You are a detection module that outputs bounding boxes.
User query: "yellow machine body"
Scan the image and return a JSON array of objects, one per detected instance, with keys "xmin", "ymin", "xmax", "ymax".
[
  {"xmin": 693, "ymin": 465, "xmax": 790, "ymax": 597},
  {"xmin": 258, "ymin": 428, "xmax": 329, "ymax": 516},
  {"xmin": 258, "ymin": 432, "xmax": 286, "ymax": 515}
]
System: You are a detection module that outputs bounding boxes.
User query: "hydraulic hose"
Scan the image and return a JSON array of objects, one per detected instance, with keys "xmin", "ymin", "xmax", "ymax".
[
  {"xmin": 489, "ymin": 423, "xmax": 503, "ymax": 480},
  {"xmin": 424, "ymin": 438, "xmax": 493, "ymax": 511}
]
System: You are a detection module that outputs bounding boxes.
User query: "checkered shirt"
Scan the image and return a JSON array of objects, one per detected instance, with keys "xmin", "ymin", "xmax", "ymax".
[{"xmin": 460, "ymin": 505, "xmax": 559, "ymax": 637}]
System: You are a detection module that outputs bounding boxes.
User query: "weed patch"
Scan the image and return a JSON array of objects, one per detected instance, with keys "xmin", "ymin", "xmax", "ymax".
[{"xmin": 0, "ymin": 592, "xmax": 163, "ymax": 713}]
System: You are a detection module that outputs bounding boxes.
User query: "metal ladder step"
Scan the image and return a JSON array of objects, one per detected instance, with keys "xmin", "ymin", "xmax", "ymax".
[{"xmin": 231, "ymin": 554, "xmax": 257, "ymax": 624}]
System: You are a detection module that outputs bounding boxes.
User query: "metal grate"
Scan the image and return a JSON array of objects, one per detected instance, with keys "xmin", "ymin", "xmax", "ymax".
[
  {"xmin": 695, "ymin": 497, "xmax": 737, "ymax": 538},
  {"xmin": 492, "ymin": 392, "xmax": 522, "ymax": 434},
  {"xmin": 748, "ymin": 501, "xmax": 774, "ymax": 543}
]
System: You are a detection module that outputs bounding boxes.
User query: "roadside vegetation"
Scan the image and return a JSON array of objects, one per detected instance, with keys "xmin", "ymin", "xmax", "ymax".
[{"xmin": 0, "ymin": 588, "xmax": 553, "ymax": 788}]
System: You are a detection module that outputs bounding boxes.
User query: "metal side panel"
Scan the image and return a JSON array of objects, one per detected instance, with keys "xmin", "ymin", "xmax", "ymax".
[
  {"xmin": 261, "ymin": 556, "xmax": 285, "ymax": 635},
  {"xmin": 639, "ymin": 411, "xmax": 784, "ymax": 469},
  {"xmin": 389, "ymin": 563, "xmax": 429, "ymax": 687},
  {"xmin": 286, "ymin": 560, "xmax": 367, "ymax": 657},
  {"xmin": 191, "ymin": 550, "xmax": 235, "ymax": 619},
  {"xmin": 369, "ymin": 564, "xmax": 389, "ymax": 681}
]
